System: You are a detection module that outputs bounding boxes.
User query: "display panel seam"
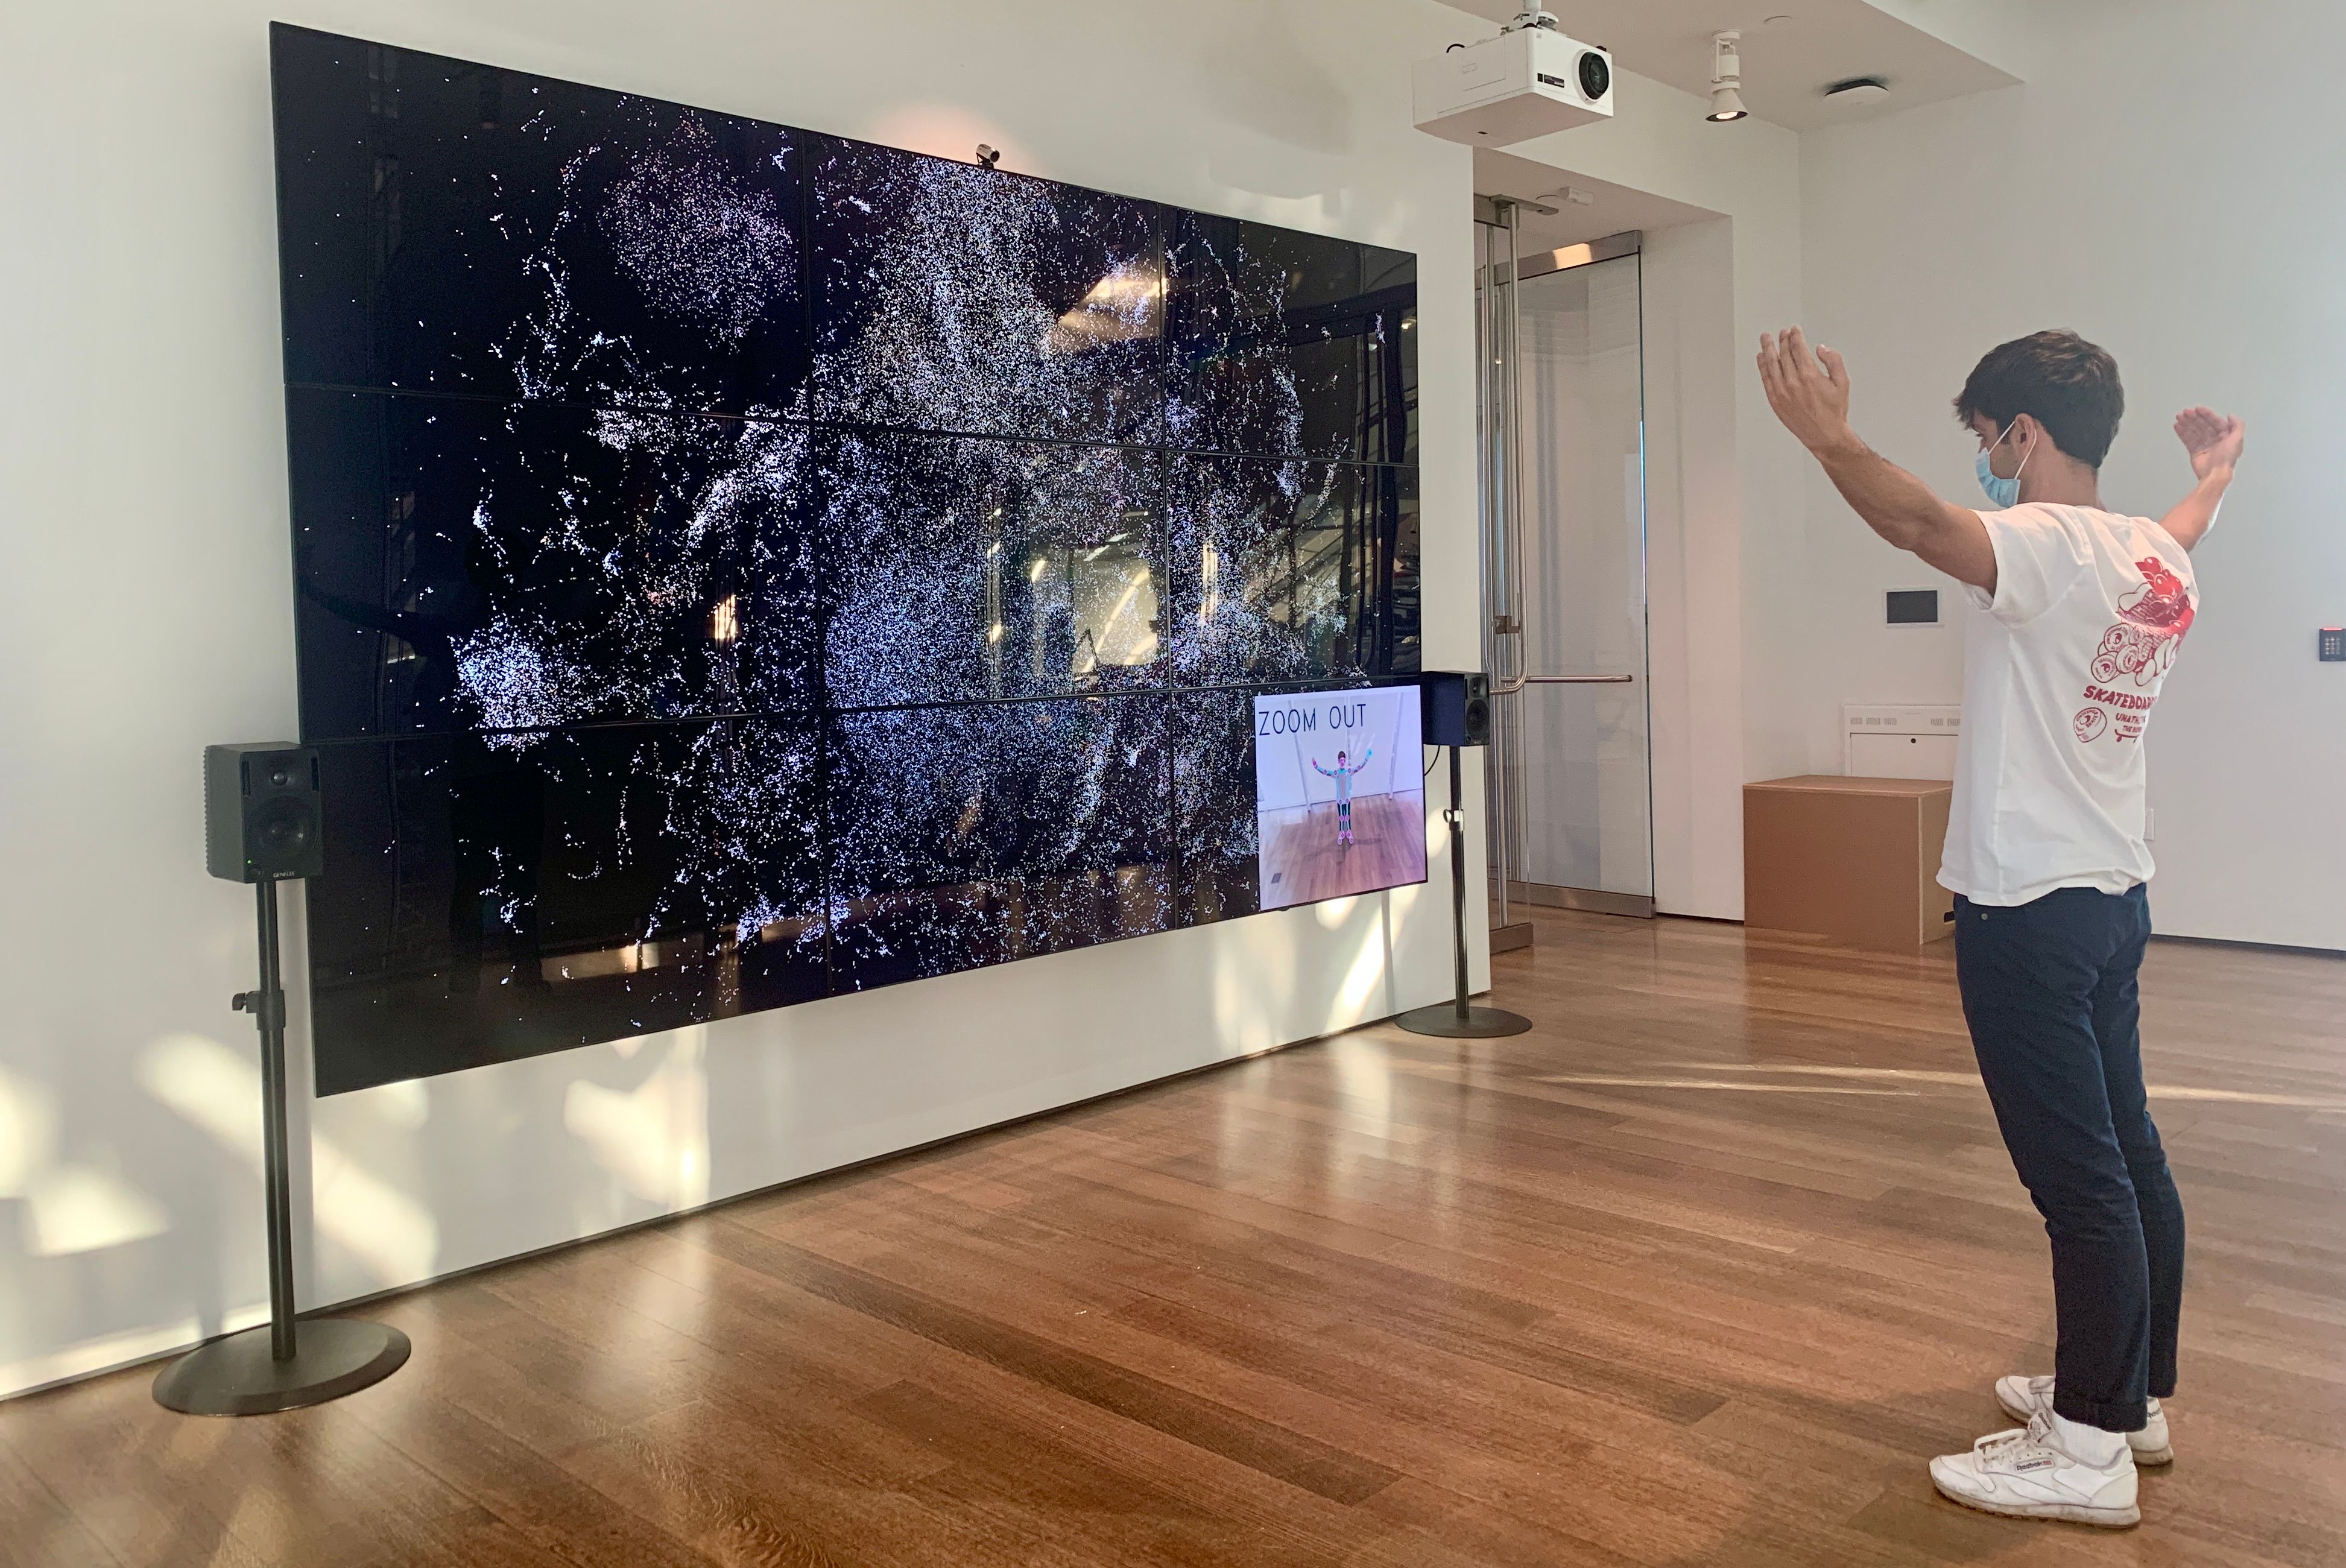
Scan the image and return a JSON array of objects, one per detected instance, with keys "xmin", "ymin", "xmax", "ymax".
[
  {"xmin": 280, "ymin": 382, "xmax": 1420, "ymax": 469},
  {"xmin": 290, "ymin": 675, "xmax": 1412, "ymax": 750}
]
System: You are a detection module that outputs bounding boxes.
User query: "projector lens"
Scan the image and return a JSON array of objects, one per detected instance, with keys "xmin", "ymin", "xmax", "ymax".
[{"xmin": 1578, "ymin": 51, "xmax": 1611, "ymax": 100}]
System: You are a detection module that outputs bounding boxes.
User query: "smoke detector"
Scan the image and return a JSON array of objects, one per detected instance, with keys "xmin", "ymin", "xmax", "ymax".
[{"xmin": 1823, "ymin": 77, "xmax": 1891, "ymax": 107}]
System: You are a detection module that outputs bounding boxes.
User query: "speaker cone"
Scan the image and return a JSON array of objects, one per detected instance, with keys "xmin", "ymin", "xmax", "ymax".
[{"xmin": 256, "ymin": 796, "xmax": 315, "ymax": 853}]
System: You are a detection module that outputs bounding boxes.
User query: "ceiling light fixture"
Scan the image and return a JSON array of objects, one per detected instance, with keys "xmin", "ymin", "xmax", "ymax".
[{"xmin": 1708, "ymin": 31, "xmax": 1750, "ymax": 122}]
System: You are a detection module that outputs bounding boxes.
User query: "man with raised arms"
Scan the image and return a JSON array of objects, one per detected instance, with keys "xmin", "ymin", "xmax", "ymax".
[{"xmin": 1758, "ymin": 326, "xmax": 2243, "ymax": 1529}]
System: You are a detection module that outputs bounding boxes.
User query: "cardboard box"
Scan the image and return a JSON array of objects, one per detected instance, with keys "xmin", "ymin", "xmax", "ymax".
[{"xmin": 1744, "ymin": 776, "xmax": 1954, "ymax": 950}]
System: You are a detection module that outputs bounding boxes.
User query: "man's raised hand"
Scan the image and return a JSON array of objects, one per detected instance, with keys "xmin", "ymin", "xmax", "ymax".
[
  {"xmin": 1757, "ymin": 327, "xmax": 1856, "ymax": 455},
  {"xmin": 2173, "ymin": 406, "xmax": 2245, "ymax": 481}
]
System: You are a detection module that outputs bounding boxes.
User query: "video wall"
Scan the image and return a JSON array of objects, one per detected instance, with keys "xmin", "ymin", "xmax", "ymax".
[{"xmin": 272, "ymin": 25, "xmax": 1422, "ymax": 1093}]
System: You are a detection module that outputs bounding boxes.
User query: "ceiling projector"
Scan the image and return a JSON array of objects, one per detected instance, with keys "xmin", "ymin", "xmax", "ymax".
[{"xmin": 1414, "ymin": 20, "xmax": 1614, "ymax": 147}]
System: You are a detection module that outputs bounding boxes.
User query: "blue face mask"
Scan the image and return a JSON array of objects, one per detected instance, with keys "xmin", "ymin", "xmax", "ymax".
[{"xmin": 1976, "ymin": 420, "xmax": 2032, "ymax": 508}]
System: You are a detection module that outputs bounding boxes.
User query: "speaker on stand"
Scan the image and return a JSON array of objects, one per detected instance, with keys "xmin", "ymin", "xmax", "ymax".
[
  {"xmin": 153, "ymin": 745, "xmax": 410, "ymax": 1415},
  {"xmin": 1395, "ymin": 675, "xmax": 1533, "ymax": 1039}
]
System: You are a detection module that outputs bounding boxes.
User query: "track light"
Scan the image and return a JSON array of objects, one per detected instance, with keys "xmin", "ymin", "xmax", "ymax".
[{"xmin": 1708, "ymin": 31, "xmax": 1749, "ymax": 122}]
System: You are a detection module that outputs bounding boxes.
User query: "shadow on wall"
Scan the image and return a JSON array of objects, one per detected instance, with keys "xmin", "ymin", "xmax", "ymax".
[
  {"xmin": 0, "ymin": 1040, "xmax": 235, "ymax": 1392},
  {"xmin": 0, "ymin": 985, "xmax": 713, "ymax": 1397},
  {"xmin": 1, "ymin": 833, "xmax": 1432, "ymax": 1399},
  {"xmin": 307, "ymin": 1023, "xmax": 714, "ymax": 1307}
]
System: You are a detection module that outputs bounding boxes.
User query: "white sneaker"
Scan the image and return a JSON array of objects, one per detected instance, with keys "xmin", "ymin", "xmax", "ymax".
[
  {"xmin": 1929, "ymin": 1413, "xmax": 2140, "ymax": 1528},
  {"xmin": 1996, "ymin": 1375, "xmax": 2173, "ymax": 1465}
]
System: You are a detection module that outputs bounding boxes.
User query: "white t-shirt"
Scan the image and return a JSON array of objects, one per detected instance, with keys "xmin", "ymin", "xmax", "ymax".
[{"xmin": 1940, "ymin": 503, "xmax": 2199, "ymax": 906}]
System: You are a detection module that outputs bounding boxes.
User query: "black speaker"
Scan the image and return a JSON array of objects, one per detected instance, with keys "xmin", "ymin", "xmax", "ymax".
[
  {"xmin": 1420, "ymin": 672, "xmax": 1491, "ymax": 747},
  {"xmin": 205, "ymin": 744, "xmax": 324, "ymax": 882}
]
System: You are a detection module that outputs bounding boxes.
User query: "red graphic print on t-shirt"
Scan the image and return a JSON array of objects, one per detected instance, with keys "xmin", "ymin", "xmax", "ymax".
[{"xmin": 2088, "ymin": 555, "xmax": 2196, "ymax": 691}]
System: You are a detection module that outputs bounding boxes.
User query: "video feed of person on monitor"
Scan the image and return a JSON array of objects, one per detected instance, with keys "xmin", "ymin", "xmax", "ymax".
[{"xmin": 1252, "ymin": 685, "xmax": 1427, "ymax": 911}]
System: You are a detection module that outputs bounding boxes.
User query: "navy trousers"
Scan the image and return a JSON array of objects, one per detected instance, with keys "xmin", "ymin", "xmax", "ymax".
[{"xmin": 1952, "ymin": 884, "xmax": 2185, "ymax": 1432}]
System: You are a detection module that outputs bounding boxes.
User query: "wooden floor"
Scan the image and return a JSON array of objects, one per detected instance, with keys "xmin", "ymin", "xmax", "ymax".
[
  {"xmin": 7, "ymin": 910, "xmax": 2344, "ymax": 1567},
  {"xmin": 1259, "ymin": 794, "xmax": 1428, "ymax": 909}
]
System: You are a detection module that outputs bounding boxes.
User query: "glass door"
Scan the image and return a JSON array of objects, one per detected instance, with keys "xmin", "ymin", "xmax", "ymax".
[{"xmin": 1488, "ymin": 242, "xmax": 1654, "ymax": 917}]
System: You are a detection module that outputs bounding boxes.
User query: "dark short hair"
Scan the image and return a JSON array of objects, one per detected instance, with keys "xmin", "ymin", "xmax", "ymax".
[{"xmin": 1953, "ymin": 330, "xmax": 2125, "ymax": 469}]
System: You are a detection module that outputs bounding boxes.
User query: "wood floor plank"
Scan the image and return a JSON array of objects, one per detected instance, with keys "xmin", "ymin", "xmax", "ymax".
[
  {"xmin": 859, "ymin": 1377, "xmax": 1352, "ymax": 1568},
  {"xmin": 0, "ymin": 1432, "xmax": 120, "ymax": 1568},
  {"xmin": 692, "ymin": 1219, "xmax": 1400, "ymax": 1506},
  {"xmin": 352, "ymin": 1387, "xmax": 717, "ymax": 1568}
]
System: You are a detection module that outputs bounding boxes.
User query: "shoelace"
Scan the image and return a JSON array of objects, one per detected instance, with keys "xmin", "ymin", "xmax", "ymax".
[{"xmin": 1973, "ymin": 1414, "xmax": 2057, "ymax": 1460}]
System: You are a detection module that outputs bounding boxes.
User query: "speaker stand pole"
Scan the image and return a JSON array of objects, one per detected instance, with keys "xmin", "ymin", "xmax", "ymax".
[
  {"xmin": 153, "ymin": 880, "xmax": 410, "ymax": 1415},
  {"xmin": 1396, "ymin": 747, "xmax": 1532, "ymax": 1038}
]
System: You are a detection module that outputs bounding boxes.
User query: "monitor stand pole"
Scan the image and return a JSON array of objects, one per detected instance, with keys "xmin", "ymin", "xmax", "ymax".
[
  {"xmin": 1396, "ymin": 747, "xmax": 1532, "ymax": 1038},
  {"xmin": 153, "ymin": 880, "xmax": 411, "ymax": 1415}
]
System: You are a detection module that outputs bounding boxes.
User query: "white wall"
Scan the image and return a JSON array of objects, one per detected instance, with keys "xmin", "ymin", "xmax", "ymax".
[
  {"xmin": 0, "ymin": 0, "xmax": 1485, "ymax": 1397},
  {"xmin": 1800, "ymin": 0, "xmax": 2346, "ymax": 949},
  {"xmin": 1498, "ymin": 70, "xmax": 1806, "ymax": 920}
]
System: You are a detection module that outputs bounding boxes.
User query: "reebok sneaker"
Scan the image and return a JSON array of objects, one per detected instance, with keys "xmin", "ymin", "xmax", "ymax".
[
  {"xmin": 1929, "ymin": 1412, "xmax": 2140, "ymax": 1528},
  {"xmin": 1995, "ymin": 1375, "xmax": 2173, "ymax": 1466}
]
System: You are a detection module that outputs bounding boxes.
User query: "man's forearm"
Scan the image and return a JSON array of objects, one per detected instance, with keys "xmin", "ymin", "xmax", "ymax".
[
  {"xmin": 2159, "ymin": 466, "xmax": 2233, "ymax": 552},
  {"xmin": 1758, "ymin": 328, "xmax": 1994, "ymax": 588},
  {"xmin": 1807, "ymin": 430, "xmax": 1959, "ymax": 552},
  {"xmin": 1797, "ymin": 426, "xmax": 1997, "ymax": 589}
]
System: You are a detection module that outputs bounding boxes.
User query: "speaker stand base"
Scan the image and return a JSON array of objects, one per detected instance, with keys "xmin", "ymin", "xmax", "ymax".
[
  {"xmin": 152, "ymin": 1318, "xmax": 410, "ymax": 1416},
  {"xmin": 1394, "ymin": 1002, "xmax": 1534, "ymax": 1038}
]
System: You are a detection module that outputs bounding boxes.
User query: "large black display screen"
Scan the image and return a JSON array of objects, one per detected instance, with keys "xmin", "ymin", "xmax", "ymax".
[{"xmin": 273, "ymin": 25, "xmax": 1421, "ymax": 1093}]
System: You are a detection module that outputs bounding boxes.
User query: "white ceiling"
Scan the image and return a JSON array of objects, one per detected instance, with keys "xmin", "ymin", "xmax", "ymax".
[{"xmin": 1435, "ymin": 1, "xmax": 2021, "ymax": 129}]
